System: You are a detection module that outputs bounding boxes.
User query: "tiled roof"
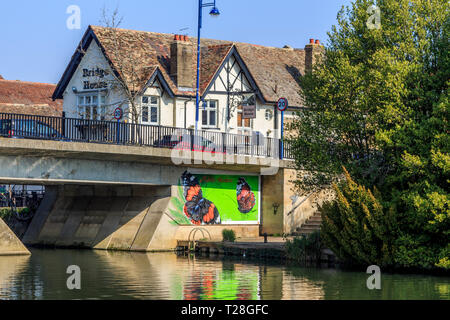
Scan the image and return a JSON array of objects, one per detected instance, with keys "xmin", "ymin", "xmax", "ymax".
[
  {"xmin": 0, "ymin": 79, "xmax": 62, "ymax": 116},
  {"xmin": 67, "ymin": 26, "xmax": 307, "ymax": 106},
  {"xmin": 199, "ymin": 44, "xmax": 234, "ymax": 93}
]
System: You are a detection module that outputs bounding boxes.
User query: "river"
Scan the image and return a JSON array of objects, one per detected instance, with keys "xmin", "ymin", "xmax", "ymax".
[{"xmin": 0, "ymin": 248, "xmax": 448, "ymax": 300}]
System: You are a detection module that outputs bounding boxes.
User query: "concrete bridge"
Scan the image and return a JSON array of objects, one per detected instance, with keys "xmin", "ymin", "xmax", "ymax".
[
  {"xmin": 1, "ymin": 136, "xmax": 328, "ymax": 254},
  {"xmin": 0, "ymin": 123, "xmax": 337, "ymax": 257}
]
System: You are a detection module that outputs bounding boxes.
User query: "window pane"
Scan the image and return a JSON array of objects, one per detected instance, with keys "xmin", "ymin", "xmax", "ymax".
[
  {"xmin": 101, "ymin": 106, "xmax": 106, "ymax": 121},
  {"xmin": 209, "ymin": 111, "xmax": 216, "ymax": 126},
  {"xmin": 209, "ymin": 101, "xmax": 216, "ymax": 109},
  {"xmin": 202, "ymin": 110, "xmax": 208, "ymax": 125},
  {"xmin": 142, "ymin": 96, "xmax": 149, "ymax": 104},
  {"xmin": 78, "ymin": 107, "xmax": 84, "ymax": 119},
  {"xmin": 100, "ymin": 95, "xmax": 106, "ymax": 104},
  {"xmin": 244, "ymin": 118, "xmax": 251, "ymax": 128},
  {"xmin": 78, "ymin": 96, "xmax": 84, "ymax": 105},
  {"xmin": 93, "ymin": 96, "xmax": 98, "ymax": 105},
  {"xmin": 237, "ymin": 113, "xmax": 242, "ymax": 127},
  {"xmin": 93, "ymin": 106, "xmax": 98, "ymax": 120},
  {"xmin": 151, "ymin": 107, "xmax": 158, "ymax": 123},
  {"xmin": 142, "ymin": 106, "xmax": 148, "ymax": 123},
  {"xmin": 85, "ymin": 96, "xmax": 91, "ymax": 105},
  {"xmin": 150, "ymin": 96, "xmax": 158, "ymax": 105},
  {"xmin": 85, "ymin": 106, "xmax": 91, "ymax": 120}
]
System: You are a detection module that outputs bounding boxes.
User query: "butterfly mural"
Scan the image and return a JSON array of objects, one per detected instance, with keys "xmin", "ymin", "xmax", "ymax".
[
  {"xmin": 181, "ymin": 171, "xmax": 221, "ymax": 225},
  {"xmin": 236, "ymin": 177, "xmax": 256, "ymax": 213}
]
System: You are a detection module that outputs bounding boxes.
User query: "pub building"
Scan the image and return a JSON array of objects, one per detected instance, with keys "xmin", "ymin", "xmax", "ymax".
[{"xmin": 52, "ymin": 26, "xmax": 323, "ymax": 139}]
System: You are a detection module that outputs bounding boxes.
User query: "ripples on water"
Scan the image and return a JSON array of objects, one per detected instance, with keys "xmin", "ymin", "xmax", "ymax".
[{"xmin": 0, "ymin": 249, "xmax": 448, "ymax": 300}]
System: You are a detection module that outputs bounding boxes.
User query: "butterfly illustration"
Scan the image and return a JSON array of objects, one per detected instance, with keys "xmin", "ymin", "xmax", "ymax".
[
  {"xmin": 181, "ymin": 171, "xmax": 221, "ymax": 225},
  {"xmin": 236, "ymin": 177, "xmax": 256, "ymax": 213}
]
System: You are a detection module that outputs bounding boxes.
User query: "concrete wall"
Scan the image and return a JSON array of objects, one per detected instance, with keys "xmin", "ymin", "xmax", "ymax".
[
  {"xmin": 282, "ymin": 169, "xmax": 335, "ymax": 234},
  {"xmin": 23, "ymin": 184, "xmax": 262, "ymax": 251},
  {"xmin": 261, "ymin": 168, "xmax": 335, "ymax": 235},
  {"xmin": 260, "ymin": 170, "xmax": 284, "ymax": 235},
  {"xmin": 23, "ymin": 185, "xmax": 172, "ymax": 251}
]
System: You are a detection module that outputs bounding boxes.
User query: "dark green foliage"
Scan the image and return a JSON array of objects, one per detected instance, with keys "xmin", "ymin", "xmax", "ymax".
[
  {"xmin": 222, "ymin": 229, "xmax": 236, "ymax": 242},
  {"xmin": 0, "ymin": 207, "xmax": 31, "ymax": 221},
  {"xmin": 285, "ymin": 231, "xmax": 324, "ymax": 262},
  {"xmin": 290, "ymin": 0, "xmax": 449, "ymax": 271},
  {"xmin": 320, "ymin": 169, "xmax": 396, "ymax": 267}
]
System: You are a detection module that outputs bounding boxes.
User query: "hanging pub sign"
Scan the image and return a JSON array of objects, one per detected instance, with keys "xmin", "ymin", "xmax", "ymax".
[
  {"xmin": 242, "ymin": 105, "xmax": 256, "ymax": 119},
  {"xmin": 82, "ymin": 67, "xmax": 109, "ymax": 90}
]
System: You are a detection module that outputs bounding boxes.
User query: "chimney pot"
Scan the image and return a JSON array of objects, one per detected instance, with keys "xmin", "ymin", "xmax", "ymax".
[
  {"xmin": 315, "ymin": 39, "xmax": 320, "ymax": 45},
  {"xmin": 309, "ymin": 38, "xmax": 314, "ymax": 44}
]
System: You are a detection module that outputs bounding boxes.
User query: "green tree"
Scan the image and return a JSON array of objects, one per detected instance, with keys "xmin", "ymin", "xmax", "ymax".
[
  {"xmin": 290, "ymin": 0, "xmax": 449, "ymax": 270},
  {"xmin": 320, "ymin": 168, "xmax": 397, "ymax": 267}
]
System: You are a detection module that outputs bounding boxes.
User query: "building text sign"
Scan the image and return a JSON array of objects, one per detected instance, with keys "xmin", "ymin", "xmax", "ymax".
[
  {"xmin": 82, "ymin": 67, "xmax": 109, "ymax": 90},
  {"xmin": 242, "ymin": 105, "xmax": 256, "ymax": 119}
]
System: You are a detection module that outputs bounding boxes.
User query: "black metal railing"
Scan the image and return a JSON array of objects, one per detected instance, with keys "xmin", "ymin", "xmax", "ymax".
[{"xmin": 0, "ymin": 113, "xmax": 294, "ymax": 160}]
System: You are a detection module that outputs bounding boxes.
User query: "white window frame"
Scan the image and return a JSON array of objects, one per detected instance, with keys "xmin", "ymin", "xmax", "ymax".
[
  {"xmin": 201, "ymin": 100, "xmax": 218, "ymax": 129},
  {"xmin": 77, "ymin": 93, "xmax": 106, "ymax": 120},
  {"xmin": 141, "ymin": 96, "xmax": 159, "ymax": 125}
]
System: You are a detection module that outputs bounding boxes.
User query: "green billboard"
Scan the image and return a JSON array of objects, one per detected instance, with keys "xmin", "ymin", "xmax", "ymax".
[{"xmin": 169, "ymin": 171, "xmax": 260, "ymax": 225}]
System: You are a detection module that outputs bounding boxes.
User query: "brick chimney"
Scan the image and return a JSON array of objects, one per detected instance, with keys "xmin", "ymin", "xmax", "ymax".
[
  {"xmin": 170, "ymin": 35, "xmax": 195, "ymax": 89},
  {"xmin": 305, "ymin": 38, "xmax": 324, "ymax": 73}
]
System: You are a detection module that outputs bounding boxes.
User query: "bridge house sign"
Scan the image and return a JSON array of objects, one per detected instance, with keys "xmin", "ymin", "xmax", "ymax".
[{"xmin": 82, "ymin": 67, "xmax": 109, "ymax": 90}]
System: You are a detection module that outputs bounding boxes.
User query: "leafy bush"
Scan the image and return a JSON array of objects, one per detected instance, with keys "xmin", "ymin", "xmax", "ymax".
[
  {"xmin": 222, "ymin": 229, "xmax": 236, "ymax": 242},
  {"xmin": 288, "ymin": 0, "xmax": 449, "ymax": 272},
  {"xmin": 320, "ymin": 169, "xmax": 397, "ymax": 267},
  {"xmin": 0, "ymin": 207, "xmax": 32, "ymax": 221},
  {"xmin": 0, "ymin": 208, "xmax": 13, "ymax": 220},
  {"xmin": 286, "ymin": 231, "xmax": 323, "ymax": 262}
]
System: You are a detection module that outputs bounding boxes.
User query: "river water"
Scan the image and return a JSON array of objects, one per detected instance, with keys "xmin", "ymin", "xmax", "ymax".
[{"xmin": 0, "ymin": 248, "xmax": 448, "ymax": 300}]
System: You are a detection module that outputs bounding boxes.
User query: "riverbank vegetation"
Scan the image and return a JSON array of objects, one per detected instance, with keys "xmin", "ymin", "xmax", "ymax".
[
  {"xmin": 290, "ymin": 0, "xmax": 449, "ymax": 271},
  {"xmin": 285, "ymin": 231, "xmax": 324, "ymax": 263},
  {"xmin": 222, "ymin": 229, "xmax": 236, "ymax": 242}
]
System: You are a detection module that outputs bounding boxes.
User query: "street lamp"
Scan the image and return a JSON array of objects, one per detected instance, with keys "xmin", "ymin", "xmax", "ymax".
[{"xmin": 195, "ymin": 0, "xmax": 220, "ymax": 132}]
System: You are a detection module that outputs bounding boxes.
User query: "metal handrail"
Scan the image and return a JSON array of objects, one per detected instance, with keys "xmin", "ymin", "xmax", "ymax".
[{"xmin": 0, "ymin": 112, "xmax": 295, "ymax": 159}]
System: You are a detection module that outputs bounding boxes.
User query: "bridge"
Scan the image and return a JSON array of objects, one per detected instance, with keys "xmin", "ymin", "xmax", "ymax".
[{"xmin": 0, "ymin": 112, "xmax": 326, "ymax": 253}]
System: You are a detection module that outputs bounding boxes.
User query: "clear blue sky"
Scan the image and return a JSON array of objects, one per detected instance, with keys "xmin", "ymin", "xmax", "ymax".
[{"xmin": 0, "ymin": 0, "xmax": 352, "ymax": 84}]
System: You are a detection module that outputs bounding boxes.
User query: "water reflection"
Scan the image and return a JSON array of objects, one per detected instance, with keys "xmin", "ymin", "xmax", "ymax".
[{"xmin": 0, "ymin": 249, "xmax": 448, "ymax": 300}]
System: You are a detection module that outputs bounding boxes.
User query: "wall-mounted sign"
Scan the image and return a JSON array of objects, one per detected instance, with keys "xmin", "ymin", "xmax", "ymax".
[
  {"xmin": 82, "ymin": 67, "xmax": 109, "ymax": 90},
  {"xmin": 277, "ymin": 97, "xmax": 288, "ymax": 112},
  {"xmin": 242, "ymin": 105, "xmax": 256, "ymax": 119}
]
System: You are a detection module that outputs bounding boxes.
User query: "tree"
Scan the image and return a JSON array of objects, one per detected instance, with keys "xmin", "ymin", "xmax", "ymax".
[
  {"xmin": 320, "ymin": 168, "xmax": 397, "ymax": 267},
  {"xmin": 290, "ymin": 0, "xmax": 449, "ymax": 270}
]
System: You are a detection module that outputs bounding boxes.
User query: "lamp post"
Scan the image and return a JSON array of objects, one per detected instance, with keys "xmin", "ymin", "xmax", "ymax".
[{"xmin": 195, "ymin": 0, "xmax": 220, "ymax": 133}]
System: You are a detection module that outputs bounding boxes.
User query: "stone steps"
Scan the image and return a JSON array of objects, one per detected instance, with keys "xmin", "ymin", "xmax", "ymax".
[{"xmin": 293, "ymin": 213, "xmax": 322, "ymax": 236}]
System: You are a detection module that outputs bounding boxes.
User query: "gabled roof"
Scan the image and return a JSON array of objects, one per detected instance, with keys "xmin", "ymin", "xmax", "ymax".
[
  {"xmin": 54, "ymin": 26, "xmax": 307, "ymax": 106},
  {"xmin": 0, "ymin": 79, "xmax": 62, "ymax": 116}
]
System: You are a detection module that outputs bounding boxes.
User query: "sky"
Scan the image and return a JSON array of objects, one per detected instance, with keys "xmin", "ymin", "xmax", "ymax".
[{"xmin": 0, "ymin": 0, "xmax": 352, "ymax": 84}]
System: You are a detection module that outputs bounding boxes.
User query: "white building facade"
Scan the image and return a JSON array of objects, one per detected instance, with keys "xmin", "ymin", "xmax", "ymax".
[{"xmin": 53, "ymin": 26, "xmax": 323, "ymax": 142}]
